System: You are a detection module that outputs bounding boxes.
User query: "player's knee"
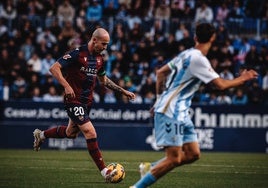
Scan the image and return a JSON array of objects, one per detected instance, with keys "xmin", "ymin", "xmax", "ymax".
[
  {"xmin": 192, "ymin": 152, "xmax": 200, "ymax": 161},
  {"xmin": 188, "ymin": 151, "xmax": 201, "ymax": 163},
  {"xmin": 82, "ymin": 128, "xmax": 96, "ymax": 138},
  {"xmin": 66, "ymin": 132, "xmax": 78, "ymax": 139},
  {"xmin": 170, "ymin": 156, "xmax": 183, "ymax": 167}
]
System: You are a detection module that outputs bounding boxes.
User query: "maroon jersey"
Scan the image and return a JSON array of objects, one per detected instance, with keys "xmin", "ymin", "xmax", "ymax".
[{"xmin": 58, "ymin": 44, "xmax": 106, "ymax": 106}]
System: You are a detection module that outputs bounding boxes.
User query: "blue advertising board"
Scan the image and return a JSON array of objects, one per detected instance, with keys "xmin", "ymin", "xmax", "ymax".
[{"xmin": 0, "ymin": 101, "xmax": 267, "ymax": 152}]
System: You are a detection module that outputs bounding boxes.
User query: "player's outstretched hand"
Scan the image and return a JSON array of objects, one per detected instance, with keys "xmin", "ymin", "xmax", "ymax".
[
  {"xmin": 240, "ymin": 69, "xmax": 258, "ymax": 81},
  {"xmin": 124, "ymin": 90, "xmax": 136, "ymax": 101}
]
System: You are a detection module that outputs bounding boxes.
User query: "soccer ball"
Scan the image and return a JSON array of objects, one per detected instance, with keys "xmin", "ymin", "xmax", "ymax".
[{"xmin": 106, "ymin": 163, "xmax": 125, "ymax": 183}]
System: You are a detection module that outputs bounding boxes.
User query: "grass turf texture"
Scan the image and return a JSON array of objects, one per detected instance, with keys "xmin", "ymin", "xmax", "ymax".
[{"xmin": 0, "ymin": 149, "xmax": 267, "ymax": 188}]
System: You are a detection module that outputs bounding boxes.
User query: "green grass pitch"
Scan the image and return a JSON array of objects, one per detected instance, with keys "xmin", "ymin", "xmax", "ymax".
[{"xmin": 0, "ymin": 149, "xmax": 267, "ymax": 188}]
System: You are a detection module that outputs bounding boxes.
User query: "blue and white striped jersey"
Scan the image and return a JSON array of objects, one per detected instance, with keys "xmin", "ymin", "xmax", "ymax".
[{"xmin": 155, "ymin": 48, "xmax": 219, "ymax": 121}]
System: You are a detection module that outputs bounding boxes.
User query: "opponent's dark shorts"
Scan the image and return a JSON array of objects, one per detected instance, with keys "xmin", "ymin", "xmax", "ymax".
[{"xmin": 64, "ymin": 103, "xmax": 91, "ymax": 125}]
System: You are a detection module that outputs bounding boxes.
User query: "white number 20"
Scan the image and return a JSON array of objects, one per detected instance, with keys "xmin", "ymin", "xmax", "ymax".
[{"xmin": 74, "ymin": 106, "xmax": 85, "ymax": 116}]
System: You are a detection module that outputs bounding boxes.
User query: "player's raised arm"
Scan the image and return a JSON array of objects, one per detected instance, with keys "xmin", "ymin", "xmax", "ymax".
[
  {"xmin": 98, "ymin": 75, "xmax": 136, "ymax": 100},
  {"xmin": 211, "ymin": 69, "xmax": 258, "ymax": 90}
]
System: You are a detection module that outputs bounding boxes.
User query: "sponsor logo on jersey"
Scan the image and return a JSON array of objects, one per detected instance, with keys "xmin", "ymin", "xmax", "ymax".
[{"xmin": 80, "ymin": 66, "xmax": 97, "ymax": 76}]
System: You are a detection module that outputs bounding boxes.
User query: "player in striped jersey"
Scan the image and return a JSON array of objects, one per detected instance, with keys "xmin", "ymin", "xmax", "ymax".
[
  {"xmin": 130, "ymin": 23, "xmax": 258, "ymax": 188},
  {"xmin": 33, "ymin": 28, "xmax": 135, "ymax": 182}
]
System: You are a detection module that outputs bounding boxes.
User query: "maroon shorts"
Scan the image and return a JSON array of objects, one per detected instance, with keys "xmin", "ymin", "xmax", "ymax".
[{"xmin": 64, "ymin": 103, "xmax": 91, "ymax": 125}]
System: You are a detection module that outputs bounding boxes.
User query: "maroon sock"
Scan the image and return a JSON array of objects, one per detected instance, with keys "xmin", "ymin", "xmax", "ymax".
[
  {"xmin": 86, "ymin": 138, "xmax": 106, "ymax": 171},
  {"xmin": 44, "ymin": 126, "xmax": 67, "ymax": 138}
]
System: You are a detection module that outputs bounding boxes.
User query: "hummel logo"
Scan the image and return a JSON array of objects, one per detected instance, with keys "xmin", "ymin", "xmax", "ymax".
[{"xmin": 165, "ymin": 123, "xmax": 171, "ymax": 133}]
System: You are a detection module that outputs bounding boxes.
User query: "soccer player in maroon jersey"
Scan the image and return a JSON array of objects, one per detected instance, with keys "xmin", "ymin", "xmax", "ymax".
[{"xmin": 33, "ymin": 28, "xmax": 135, "ymax": 182}]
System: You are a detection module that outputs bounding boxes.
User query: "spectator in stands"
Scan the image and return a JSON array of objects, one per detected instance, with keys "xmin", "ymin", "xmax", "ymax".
[
  {"xmin": 245, "ymin": 44, "xmax": 262, "ymax": 73},
  {"xmin": 115, "ymin": 3, "xmax": 128, "ymax": 25},
  {"xmin": 103, "ymin": 0, "xmax": 119, "ymax": 33},
  {"xmin": 126, "ymin": 9, "xmax": 142, "ymax": 31},
  {"xmin": 258, "ymin": 46, "xmax": 268, "ymax": 77},
  {"xmin": 207, "ymin": 91, "xmax": 218, "ymax": 105},
  {"xmin": 142, "ymin": 0, "xmax": 156, "ymax": 33},
  {"xmin": 58, "ymin": 20, "xmax": 77, "ymax": 54},
  {"xmin": 143, "ymin": 90, "xmax": 155, "ymax": 104},
  {"xmin": 104, "ymin": 88, "xmax": 117, "ymax": 103},
  {"xmin": 11, "ymin": 74, "xmax": 27, "ymax": 99},
  {"xmin": 49, "ymin": 18, "xmax": 62, "ymax": 38},
  {"xmin": 259, "ymin": 1, "xmax": 268, "ymax": 34},
  {"xmin": 155, "ymin": 0, "xmax": 171, "ymax": 35},
  {"xmin": 262, "ymin": 69, "xmax": 268, "ymax": 104},
  {"xmin": 20, "ymin": 37, "xmax": 35, "ymax": 61},
  {"xmin": 192, "ymin": 84, "xmax": 209, "ymax": 104},
  {"xmin": 0, "ymin": 48, "xmax": 13, "ymax": 82},
  {"xmin": 216, "ymin": 24, "xmax": 229, "ymax": 45},
  {"xmin": 140, "ymin": 77, "xmax": 156, "ymax": 99},
  {"xmin": 215, "ymin": 2, "xmax": 229, "ymax": 25},
  {"xmin": 1, "ymin": 0, "xmax": 17, "ymax": 35},
  {"xmin": 0, "ymin": 18, "xmax": 8, "ymax": 39},
  {"xmin": 232, "ymin": 88, "xmax": 248, "ymax": 105},
  {"xmin": 36, "ymin": 27, "xmax": 57, "ymax": 52},
  {"xmin": 170, "ymin": 0, "xmax": 185, "ymax": 32},
  {"xmin": 42, "ymin": 85, "xmax": 62, "ymax": 102},
  {"xmin": 216, "ymin": 91, "xmax": 232, "ymax": 105},
  {"xmin": 27, "ymin": 0, "xmax": 43, "ymax": 29},
  {"xmin": 247, "ymin": 80, "xmax": 264, "ymax": 104},
  {"xmin": 194, "ymin": 1, "xmax": 213, "ymax": 23},
  {"xmin": 27, "ymin": 53, "xmax": 42, "ymax": 74},
  {"xmin": 86, "ymin": 0, "xmax": 103, "ymax": 27},
  {"xmin": 31, "ymin": 86, "xmax": 43, "ymax": 102},
  {"xmin": 57, "ymin": 0, "xmax": 75, "ymax": 27},
  {"xmin": 41, "ymin": 75, "xmax": 58, "ymax": 95},
  {"xmin": 118, "ymin": 0, "xmax": 131, "ymax": 9},
  {"xmin": 227, "ymin": 0, "xmax": 245, "ymax": 34},
  {"xmin": 16, "ymin": 0, "xmax": 28, "ymax": 21},
  {"xmin": 130, "ymin": 90, "xmax": 143, "ymax": 104},
  {"xmin": 262, "ymin": 69, "xmax": 268, "ymax": 91},
  {"xmin": 129, "ymin": 22, "xmax": 143, "ymax": 43},
  {"xmin": 233, "ymin": 37, "xmax": 251, "ymax": 75},
  {"xmin": 12, "ymin": 84, "xmax": 28, "ymax": 100},
  {"xmin": 219, "ymin": 67, "xmax": 234, "ymax": 80},
  {"xmin": 177, "ymin": 28, "xmax": 195, "ymax": 49},
  {"xmin": 43, "ymin": 0, "xmax": 57, "ymax": 28},
  {"xmin": 181, "ymin": 2, "xmax": 195, "ymax": 22},
  {"xmin": 41, "ymin": 53, "xmax": 55, "ymax": 76},
  {"xmin": 0, "ymin": 80, "xmax": 10, "ymax": 101},
  {"xmin": 76, "ymin": 9, "xmax": 87, "ymax": 34},
  {"xmin": 27, "ymin": 73, "xmax": 41, "ymax": 92}
]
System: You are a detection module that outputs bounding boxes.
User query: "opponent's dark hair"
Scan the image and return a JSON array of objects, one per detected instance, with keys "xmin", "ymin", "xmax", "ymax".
[{"xmin": 195, "ymin": 23, "xmax": 216, "ymax": 43}]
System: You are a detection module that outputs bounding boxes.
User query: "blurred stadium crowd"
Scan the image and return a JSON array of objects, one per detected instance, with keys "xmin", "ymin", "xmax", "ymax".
[{"xmin": 0, "ymin": 0, "xmax": 267, "ymax": 105}]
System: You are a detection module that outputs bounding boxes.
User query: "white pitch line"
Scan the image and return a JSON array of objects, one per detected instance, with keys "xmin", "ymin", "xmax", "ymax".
[{"xmin": 20, "ymin": 165, "xmax": 268, "ymax": 175}]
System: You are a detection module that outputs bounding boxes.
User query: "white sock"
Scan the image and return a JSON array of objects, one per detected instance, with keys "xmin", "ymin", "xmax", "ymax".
[
  {"xmin": 40, "ymin": 131, "xmax": 46, "ymax": 140},
  {"xmin": 101, "ymin": 167, "xmax": 108, "ymax": 177}
]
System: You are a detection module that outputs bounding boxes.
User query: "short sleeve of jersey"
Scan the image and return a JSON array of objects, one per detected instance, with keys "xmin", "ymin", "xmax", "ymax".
[
  {"xmin": 190, "ymin": 55, "xmax": 219, "ymax": 84},
  {"xmin": 57, "ymin": 48, "xmax": 79, "ymax": 68}
]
